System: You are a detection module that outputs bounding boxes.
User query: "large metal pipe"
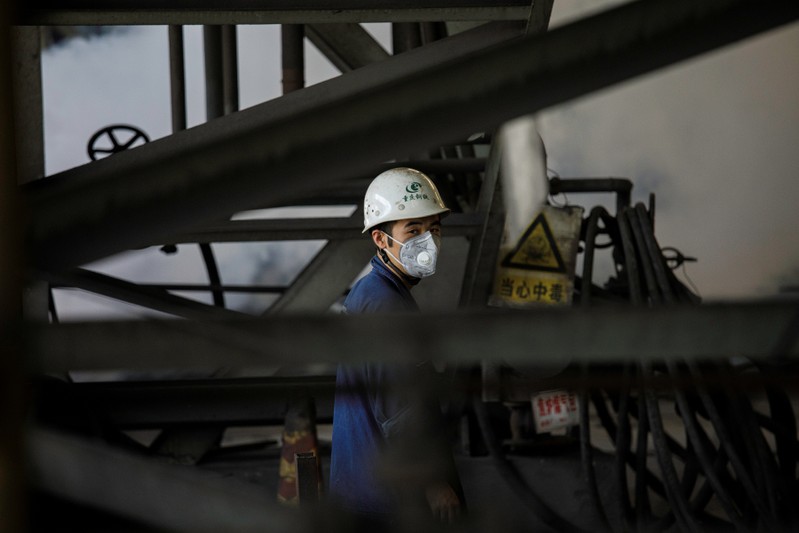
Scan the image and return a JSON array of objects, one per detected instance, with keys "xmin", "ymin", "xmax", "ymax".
[{"xmin": 23, "ymin": 2, "xmax": 799, "ymax": 270}]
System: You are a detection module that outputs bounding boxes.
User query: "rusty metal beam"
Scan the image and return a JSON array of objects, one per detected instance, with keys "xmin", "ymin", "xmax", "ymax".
[
  {"xmin": 18, "ymin": 1, "xmax": 531, "ymax": 25},
  {"xmin": 28, "ymin": 301, "xmax": 799, "ymax": 374},
  {"xmin": 23, "ymin": 2, "xmax": 799, "ymax": 271}
]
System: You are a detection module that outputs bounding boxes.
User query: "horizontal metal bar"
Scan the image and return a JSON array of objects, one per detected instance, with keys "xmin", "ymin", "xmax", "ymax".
[
  {"xmin": 49, "ymin": 376, "xmax": 335, "ymax": 428},
  {"xmin": 28, "ymin": 301, "xmax": 799, "ymax": 373},
  {"xmin": 24, "ymin": 3, "xmax": 799, "ymax": 270},
  {"xmin": 20, "ymin": 3, "xmax": 529, "ymax": 26},
  {"xmin": 90, "ymin": 283, "xmax": 286, "ymax": 294},
  {"xmin": 166, "ymin": 212, "xmax": 484, "ymax": 244}
]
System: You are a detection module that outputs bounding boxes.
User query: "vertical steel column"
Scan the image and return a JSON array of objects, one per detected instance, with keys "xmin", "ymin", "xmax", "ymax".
[
  {"xmin": 391, "ymin": 22, "xmax": 422, "ymax": 54},
  {"xmin": 1, "ymin": 5, "xmax": 25, "ymax": 531},
  {"xmin": 222, "ymin": 25, "xmax": 239, "ymax": 114},
  {"xmin": 11, "ymin": 26, "xmax": 43, "ymax": 184},
  {"xmin": 203, "ymin": 25, "xmax": 224, "ymax": 121},
  {"xmin": 168, "ymin": 25, "xmax": 187, "ymax": 133},
  {"xmin": 201, "ymin": 25, "xmax": 226, "ymax": 308},
  {"xmin": 12, "ymin": 25, "xmax": 50, "ymax": 324},
  {"xmin": 281, "ymin": 24, "xmax": 305, "ymax": 94}
]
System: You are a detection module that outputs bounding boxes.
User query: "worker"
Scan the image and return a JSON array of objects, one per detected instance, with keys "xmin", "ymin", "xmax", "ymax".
[{"xmin": 329, "ymin": 167, "xmax": 464, "ymax": 524}]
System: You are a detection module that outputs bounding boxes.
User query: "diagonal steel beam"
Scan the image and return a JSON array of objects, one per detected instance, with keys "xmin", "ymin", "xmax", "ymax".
[
  {"xmin": 23, "ymin": 2, "xmax": 799, "ymax": 271},
  {"xmin": 39, "ymin": 268, "xmax": 247, "ymax": 320},
  {"xmin": 19, "ymin": 1, "xmax": 531, "ymax": 25},
  {"xmin": 306, "ymin": 23, "xmax": 390, "ymax": 73},
  {"xmin": 266, "ymin": 236, "xmax": 373, "ymax": 314}
]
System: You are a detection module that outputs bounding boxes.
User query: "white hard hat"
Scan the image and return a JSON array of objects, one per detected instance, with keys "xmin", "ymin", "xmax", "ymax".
[{"xmin": 362, "ymin": 167, "xmax": 450, "ymax": 233}]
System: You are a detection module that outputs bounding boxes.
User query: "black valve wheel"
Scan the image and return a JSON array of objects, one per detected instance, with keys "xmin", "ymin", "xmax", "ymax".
[{"xmin": 87, "ymin": 124, "xmax": 150, "ymax": 161}]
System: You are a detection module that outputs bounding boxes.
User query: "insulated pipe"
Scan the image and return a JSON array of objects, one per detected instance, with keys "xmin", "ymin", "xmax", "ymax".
[{"xmin": 498, "ymin": 116, "xmax": 549, "ymax": 245}]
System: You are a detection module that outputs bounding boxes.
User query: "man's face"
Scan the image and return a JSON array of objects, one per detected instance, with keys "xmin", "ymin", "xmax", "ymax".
[{"xmin": 371, "ymin": 214, "xmax": 442, "ymax": 275}]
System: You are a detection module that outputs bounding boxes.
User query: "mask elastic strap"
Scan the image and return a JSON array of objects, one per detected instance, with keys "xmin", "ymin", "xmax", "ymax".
[{"xmin": 380, "ymin": 246, "xmax": 421, "ymax": 286}]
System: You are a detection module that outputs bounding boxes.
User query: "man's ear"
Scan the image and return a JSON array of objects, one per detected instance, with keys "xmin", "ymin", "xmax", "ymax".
[{"xmin": 370, "ymin": 229, "xmax": 385, "ymax": 249}]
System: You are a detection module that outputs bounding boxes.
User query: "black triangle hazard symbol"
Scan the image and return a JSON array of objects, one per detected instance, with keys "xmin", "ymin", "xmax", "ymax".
[{"xmin": 501, "ymin": 213, "xmax": 566, "ymax": 273}]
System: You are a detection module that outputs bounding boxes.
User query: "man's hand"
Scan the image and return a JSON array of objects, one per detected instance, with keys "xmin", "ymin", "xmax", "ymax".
[{"xmin": 425, "ymin": 482, "xmax": 461, "ymax": 524}]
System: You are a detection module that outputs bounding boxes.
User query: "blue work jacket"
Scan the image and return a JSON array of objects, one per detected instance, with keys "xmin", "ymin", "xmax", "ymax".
[{"xmin": 329, "ymin": 256, "xmax": 443, "ymax": 516}]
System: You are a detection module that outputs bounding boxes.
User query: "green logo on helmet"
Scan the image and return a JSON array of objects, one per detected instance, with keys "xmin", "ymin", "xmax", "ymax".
[{"xmin": 405, "ymin": 182, "xmax": 422, "ymax": 193}]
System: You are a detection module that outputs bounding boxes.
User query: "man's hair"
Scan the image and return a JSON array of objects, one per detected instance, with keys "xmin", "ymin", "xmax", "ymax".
[
  {"xmin": 370, "ymin": 221, "xmax": 395, "ymax": 261},
  {"xmin": 371, "ymin": 220, "xmax": 396, "ymax": 240}
]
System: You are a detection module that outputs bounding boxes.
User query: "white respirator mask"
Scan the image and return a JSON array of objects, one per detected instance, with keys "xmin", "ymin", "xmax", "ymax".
[{"xmin": 383, "ymin": 231, "xmax": 441, "ymax": 278}]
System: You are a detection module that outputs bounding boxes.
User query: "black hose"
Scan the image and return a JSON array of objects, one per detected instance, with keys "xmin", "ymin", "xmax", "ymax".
[
  {"xmin": 685, "ymin": 360, "xmax": 778, "ymax": 529},
  {"xmin": 624, "ymin": 208, "xmax": 661, "ymax": 305},
  {"xmin": 590, "ymin": 391, "xmax": 668, "ymax": 500},
  {"xmin": 634, "ymin": 390, "xmax": 653, "ymax": 531},
  {"xmin": 612, "ymin": 365, "xmax": 634, "ymax": 530},
  {"xmin": 665, "ymin": 360, "xmax": 749, "ymax": 531},
  {"xmin": 578, "ymin": 384, "xmax": 613, "ymax": 532},
  {"xmin": 640, "ymin": 361, "xmax": 701, "ymax": 533},
  {"xmin": 616, "ymin": 209, "xmax": 643, "ymax": 306},
  {"xmin": 635, "ymin": 204, "xmax": 675, "ymax": 305}
]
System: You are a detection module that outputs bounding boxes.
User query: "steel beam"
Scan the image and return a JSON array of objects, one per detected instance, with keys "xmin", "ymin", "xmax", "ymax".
[
  {"xmin": 38, "ymin": 268, "xmax": 247, "ymax": 320},
  {"xmin": 458, "ymin": 135, "xmax": 504, "ymax": 308},
  {"xmin": 11, "ymin": 26, "xmax": 44, "ymax": 184},
  {"xmin": 28, "ymin": 301, "xmax": 799, "ymax": 373},
  {"xmin": 47, "ymin": 376, "xmax": 335, "ymax": 428},
  {"xmin": 28, "ymin": 427, "xmax": 308, "ymax": 532},
  {"xmin": 19, "ymin": 1, "xmax": 530, "ymax": 25},
  {"xmin": 24, "ymin": 3, "xmax": 799, "ymax": 271},
  {"xmin": 1, "ymin": 6, "xmax": 26, "ymax": 530},
  {"xmin": 267, "ymin": 238, "xmax": 374, "ymax": 313},
  {"xmin": 306, "ymin": 23, "xmax": 390, "ymax": 72},
  {"xmin": 168, "ymin": 26, "xmax": 187, "ymax": 133},
  {"xmin": 24, "ymin": 21, "xmax": 521, "ymax": 270},
  {"xmin": 164, "ymin": 212, "xmax": 483, "ymax": 244}
]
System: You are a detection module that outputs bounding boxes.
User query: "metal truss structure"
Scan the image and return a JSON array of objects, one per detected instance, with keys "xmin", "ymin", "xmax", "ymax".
[{"xmin": 2, "ymin": 1, "xmax": 799, "ymax": 532}]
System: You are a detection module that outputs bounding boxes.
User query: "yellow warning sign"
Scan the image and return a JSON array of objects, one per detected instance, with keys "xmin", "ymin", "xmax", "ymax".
[
  {"xmin": 489, "ymin": 206, "xmax": 584, "ymax": 308},
  {"xmin": 493, "ymin": 271, "xmax": 572, "ymax": 306},
  {"xmin": 501, "ymin": 213, "xmax": 565, "ymax": 273}
]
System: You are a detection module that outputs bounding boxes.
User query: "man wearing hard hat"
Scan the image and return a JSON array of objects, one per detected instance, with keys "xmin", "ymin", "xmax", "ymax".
[{"xmin": 329, "ymin": 167, "xmax": 464, "ymax": 523}]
